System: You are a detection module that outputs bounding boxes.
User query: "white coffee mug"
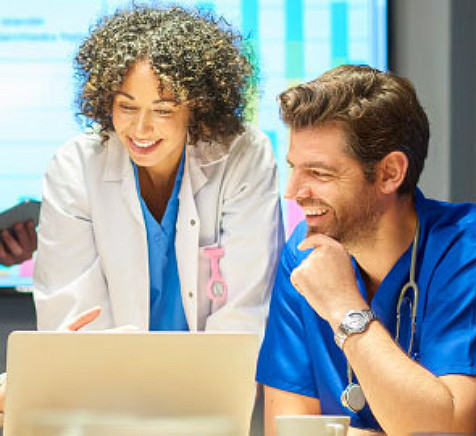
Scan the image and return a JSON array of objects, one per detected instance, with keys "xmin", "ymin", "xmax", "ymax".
[{"xmin": 276, "ymin": 414, "xmax": 350, "ymax": 436}]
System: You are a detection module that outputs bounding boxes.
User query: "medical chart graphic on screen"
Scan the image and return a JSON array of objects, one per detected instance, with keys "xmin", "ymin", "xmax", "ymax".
[{"xmin": 0, "ymin": 0, "xmax": 387, "ymax": 289}]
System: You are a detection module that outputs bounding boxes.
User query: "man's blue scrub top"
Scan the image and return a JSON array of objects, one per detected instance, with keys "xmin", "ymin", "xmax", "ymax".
[
  {"xmin": 133, "ymin": 152, "xmax": 188, "ymax": 331},
  {"xmin": 256, "ymin": 189, "xmax": 476, "ymax": 430}
]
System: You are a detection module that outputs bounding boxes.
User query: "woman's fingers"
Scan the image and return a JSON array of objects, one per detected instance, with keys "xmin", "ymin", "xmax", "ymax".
[{"xmin": 65, "ymin": 306, "xmax": 102, "ymax": 331}]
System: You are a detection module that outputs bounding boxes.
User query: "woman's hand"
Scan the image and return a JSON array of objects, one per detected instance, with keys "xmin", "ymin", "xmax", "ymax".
[
  {"xmin": 63, "ymin": 306, "xmax": 102, "ymax": 331},
  {"xmin": 62, "ymin": 306, "xmax": 139, "ymax": 332}
]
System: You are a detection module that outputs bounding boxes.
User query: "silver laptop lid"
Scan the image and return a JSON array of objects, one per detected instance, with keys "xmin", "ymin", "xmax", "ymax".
[{"xmin": 4, "ymin": 331, "xmax": 259, "ymax": 436}]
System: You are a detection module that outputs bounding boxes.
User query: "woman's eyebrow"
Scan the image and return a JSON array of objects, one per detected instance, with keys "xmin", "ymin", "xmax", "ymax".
[
  {"xmin": 115, "ymin": 91, "xmax": 134, "ymax": 100},
  {"xmin": 115, "ymin": 91, "xmax": 178, "ymax": 105}
]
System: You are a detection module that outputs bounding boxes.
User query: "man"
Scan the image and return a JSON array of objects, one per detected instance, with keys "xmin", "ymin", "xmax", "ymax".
[
  {"xmin": 257, "ymin": 65, "xmax": 476, "ymax": 435},
  {"xmin": 0, "ymin": 221, "xmax": 37, "ymax": 266}
]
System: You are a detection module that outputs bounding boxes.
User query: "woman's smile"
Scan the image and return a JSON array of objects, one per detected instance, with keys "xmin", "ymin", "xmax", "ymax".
[{"xmin": 128, "ymin": 137, "xmax": 162, "ymax": 155}]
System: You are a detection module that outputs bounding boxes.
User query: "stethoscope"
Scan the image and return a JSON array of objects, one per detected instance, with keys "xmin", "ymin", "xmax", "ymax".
[{"xmin": 341, "ymin": 220, "xmax": 420, "ymax": 413}]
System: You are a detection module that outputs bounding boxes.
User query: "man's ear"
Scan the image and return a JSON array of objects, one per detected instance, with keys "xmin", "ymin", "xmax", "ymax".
[{"xmin": 375, "ymin": 151, "xmax": 408, "ymax": 194}]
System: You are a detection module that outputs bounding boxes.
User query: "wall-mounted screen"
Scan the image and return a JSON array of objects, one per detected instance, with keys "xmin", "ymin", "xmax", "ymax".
[{"xmin": 0, "ymin": 0, "xmax": 387, "ymax": 289}]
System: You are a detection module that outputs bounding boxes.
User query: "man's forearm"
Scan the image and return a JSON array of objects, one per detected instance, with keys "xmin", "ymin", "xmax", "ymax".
[
  {"xmin": 344, "ymin": 322, "xmax": 468, "ymax": 435},
  {"xmin": 348, "ymin": 427, "xmax": 385, "ymax": 436}
]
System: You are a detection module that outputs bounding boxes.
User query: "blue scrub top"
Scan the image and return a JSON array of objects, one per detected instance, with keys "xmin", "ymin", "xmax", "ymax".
[
  {"xmin": 133, "ymin": 152, "xmax": 188, "ymax": 331},
  {"xmin": 256, "ymin": 189, "xmax": 476, "ymax": 430}
]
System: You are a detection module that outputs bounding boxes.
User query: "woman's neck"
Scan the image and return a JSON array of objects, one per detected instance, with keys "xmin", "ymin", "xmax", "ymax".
[{"xmin": 137, "ymin": 151, "xmax": 183, "ymax": 222}]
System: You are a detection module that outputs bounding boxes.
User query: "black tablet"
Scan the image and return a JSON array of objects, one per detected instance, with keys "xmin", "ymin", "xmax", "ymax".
[{"xmin": 0, "ymin": 200, "xmax": 41, "ymax": 232}]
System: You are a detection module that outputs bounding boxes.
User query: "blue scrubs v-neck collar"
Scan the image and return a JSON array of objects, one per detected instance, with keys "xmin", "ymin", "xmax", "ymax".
[
  {"xmin": 354, "ymin": 189, "xmax": 426, "ymax": 354},
  {"xmin": 133, "ymin": 151, "xmax": 188, "ymax": 331}
]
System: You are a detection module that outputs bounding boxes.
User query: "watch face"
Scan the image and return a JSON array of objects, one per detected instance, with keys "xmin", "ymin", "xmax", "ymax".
[{"xmin": 343, "ymin": 311, "xmax": 367, "ymax": 333}]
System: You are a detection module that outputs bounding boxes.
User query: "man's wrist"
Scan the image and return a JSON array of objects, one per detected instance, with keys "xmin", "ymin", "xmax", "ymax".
[{"xmin": 334, "ymin": 309, "xmax": 377, "ymax": 349}]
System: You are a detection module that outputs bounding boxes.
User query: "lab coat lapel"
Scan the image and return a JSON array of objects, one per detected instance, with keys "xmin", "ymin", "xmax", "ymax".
[
  {"xmin": 187, "ymin": 138, "xmax": 229, "ymax": 196},
  {"xmin": 176, "ymin": 150, "xmax": 201, "ymax": 331},
  {"xmin": 187, "ymin": 152, "xmax": 208, "ymax": 195},
  {"xmin": 102, "ymin": 133, "xmax": 149, "ymax": 330},
  {"xmin": 120, "ymin": 171, "xmax": 144, "ymax": 226},
  {"xmin": 176, "ymin": 143, "xmax": 230, "ymax": 331},
  {"xmin": 103, "ymin": 133, "xmax": 144, "ymax": 226}
]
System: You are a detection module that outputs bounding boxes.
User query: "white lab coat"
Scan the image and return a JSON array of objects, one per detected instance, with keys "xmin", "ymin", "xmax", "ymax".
[{"xmin": 34, "ymin": 126, "xmax": 284, "ymax": 337}]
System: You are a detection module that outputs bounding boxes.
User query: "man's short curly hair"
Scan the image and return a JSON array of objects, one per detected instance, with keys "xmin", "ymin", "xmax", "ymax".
[{"xmin": 74, "ymin": 5, "xmax": 257, "ymax": 145}]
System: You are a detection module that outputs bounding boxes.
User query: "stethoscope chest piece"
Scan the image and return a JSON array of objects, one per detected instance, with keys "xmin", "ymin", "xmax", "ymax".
[{"xmin": 341, "ymin": 382, "xmax": 366, "ymax": 413}]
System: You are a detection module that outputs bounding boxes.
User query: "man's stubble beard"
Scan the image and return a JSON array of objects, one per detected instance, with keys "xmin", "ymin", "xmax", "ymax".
[{"xmin": 306, "ymin": 185, "xmax": 383, "ymax": 250}]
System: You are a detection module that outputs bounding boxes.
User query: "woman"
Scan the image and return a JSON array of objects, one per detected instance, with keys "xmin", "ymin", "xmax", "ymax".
[{"xmin": 32, "ymin": 5, "xmax": 284, "ymax": 335}]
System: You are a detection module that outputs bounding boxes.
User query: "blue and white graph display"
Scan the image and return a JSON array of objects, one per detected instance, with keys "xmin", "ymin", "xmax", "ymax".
[{"xmin": 0, "ymin": 0, "xmax": 387, "ymax": 288}]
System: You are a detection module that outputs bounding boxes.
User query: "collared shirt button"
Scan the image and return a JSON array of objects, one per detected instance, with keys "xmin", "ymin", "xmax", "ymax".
[
  {"xmin": 188, "ymin": 291, "xmax": 194, "ymax": 298},
  {"xmin": 190, "ymin": 219, "xmax": 196, "ymax": 226}
]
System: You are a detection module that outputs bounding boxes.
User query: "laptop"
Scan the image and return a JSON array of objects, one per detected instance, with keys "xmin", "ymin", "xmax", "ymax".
[{"xmin": 3, "ymin": 331, "xmax": 259, "ymax": 436}]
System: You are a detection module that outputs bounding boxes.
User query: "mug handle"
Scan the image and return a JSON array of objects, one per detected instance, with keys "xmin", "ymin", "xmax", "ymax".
[{"xmin": 325, "ymin": 423, "xmax": 345, "ymax": 436}]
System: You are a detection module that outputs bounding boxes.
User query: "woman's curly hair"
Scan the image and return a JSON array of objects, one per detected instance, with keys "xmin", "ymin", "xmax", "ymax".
[{"xmin": 74, "ymin": 4, "xmax": 257, "ymax": 145}]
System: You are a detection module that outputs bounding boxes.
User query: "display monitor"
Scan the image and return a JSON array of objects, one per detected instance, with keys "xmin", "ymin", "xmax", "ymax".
[{"xmin": 0, "ymin": 0, "xmax": 387, "ymax": 290}]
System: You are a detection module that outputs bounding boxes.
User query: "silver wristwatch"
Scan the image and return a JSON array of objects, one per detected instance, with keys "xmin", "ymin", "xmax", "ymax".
[{"xmin": 334, "ymin": 309, "xmax": 377, "ymax": 349}]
